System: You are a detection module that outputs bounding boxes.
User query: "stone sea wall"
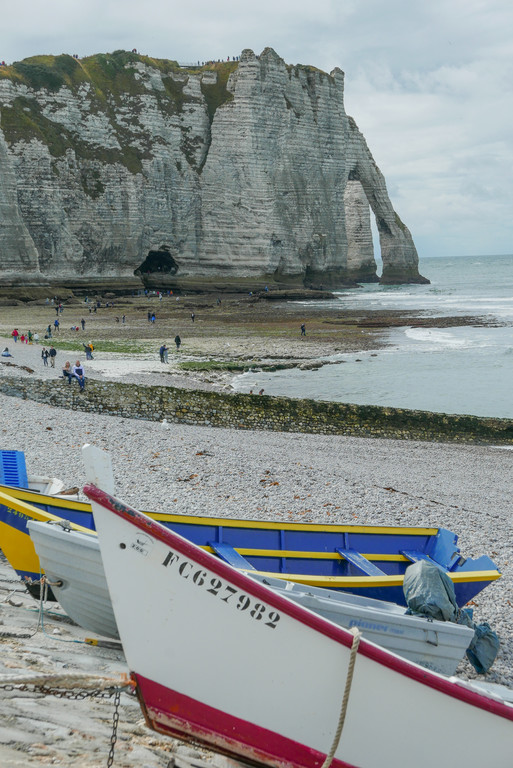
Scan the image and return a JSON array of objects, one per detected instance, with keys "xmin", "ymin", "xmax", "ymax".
[{"xmin": 1, "ymin": 376, "xmax": 513, "ymax": 444}]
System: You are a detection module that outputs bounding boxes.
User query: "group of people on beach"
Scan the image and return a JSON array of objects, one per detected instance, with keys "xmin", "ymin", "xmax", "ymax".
[
  {"xmin": 11, "ymin": 329, "xmax": 36, "ymax": 344},
  {"xmin": 159, "ymin": 335, "xmax": 182, "ymax": 362},
  {"xmin": 41, "ymin": 346, "xmax": 57, "ymax": 367},
  {"xmin": 61, "ymin": 360, "xmax": 86, "ymax": 390}
]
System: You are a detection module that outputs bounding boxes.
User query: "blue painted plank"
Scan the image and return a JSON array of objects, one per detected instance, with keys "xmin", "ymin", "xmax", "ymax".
[
  {"xmin": 208, "ymin": 541, "xmax": 257, "ymax": 570},
  {"xmin": 401, "ymin": 550, "xmax": 433, "ymax": 564},
  {"xmin": 336, "ymin": 548, "xmax": 386, "ymax": 576},
  {"xmin": 0, "ymin": 450, "xmax": 29, "ymax": 488}
]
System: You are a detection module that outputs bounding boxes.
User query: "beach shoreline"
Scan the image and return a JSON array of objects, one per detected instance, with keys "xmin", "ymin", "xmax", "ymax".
[{"xmin": 0, "ymin": 292, "xmax": 498, "ymax": 393}]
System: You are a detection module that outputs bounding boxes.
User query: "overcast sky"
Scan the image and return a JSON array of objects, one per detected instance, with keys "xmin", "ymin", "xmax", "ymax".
[{"xmin": 2, "ymin": 0, "xmax": 512, "ymax": 259}]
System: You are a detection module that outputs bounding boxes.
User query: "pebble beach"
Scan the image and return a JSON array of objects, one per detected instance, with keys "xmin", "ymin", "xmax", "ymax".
[{"xmin": 1, "ymin": 311, "xmax": 513, "ymax": 765}]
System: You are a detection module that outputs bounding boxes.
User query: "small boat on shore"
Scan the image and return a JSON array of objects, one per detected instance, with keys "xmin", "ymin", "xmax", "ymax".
[
  {"xmin": 27, "ymin": 519, "xmax": 476, "ymax": 675},
  {"xmin": 83, "ymin": 444, "xmax": 513, "ymax": 768},
  {"xmin": 27, "ymin": 520, "xmax": 119, "ymax": 639},
  {"xmin": 0, "ymin": 481, "xmax": 501, "ymax": 606},
  {"xmin": 246, "ymin": 572, "xmax": 475, "ymax": 675}
]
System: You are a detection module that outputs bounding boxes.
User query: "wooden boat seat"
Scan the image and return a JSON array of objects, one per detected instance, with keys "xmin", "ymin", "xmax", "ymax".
[
  {"xmin": 401, "ymin": 550, "xmax": 449, "ymax": 573},
  {"xmin": 401, "ymin": 550, "xmax": 434, "ymax": 565},
  {"xmin": 208, "ymin": 542, "xmax": 257, "ymax": 570},
  {"xmin": 0, "ymin": 450, "xmax": 29, "ymax": 489},
  {"xmin": 336, "ymin": 548, "xmax": 387, "ymax": 577}
]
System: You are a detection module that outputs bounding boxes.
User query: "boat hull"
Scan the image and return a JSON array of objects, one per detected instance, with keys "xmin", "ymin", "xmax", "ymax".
[
  {"xmin": 0, "ymin": 484, "xmax": 501, "ymax": 607},
  {"xmin": 85, "ymin": 482, "xmax": 513, "ymax": 768},
  {"xmin": 27, "ymin": 521, "xmax": 119, "ymax": 639}
]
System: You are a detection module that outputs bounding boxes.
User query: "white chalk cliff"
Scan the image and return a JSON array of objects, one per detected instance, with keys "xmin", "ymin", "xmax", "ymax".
[{"xmin": 0, "ymin": 48, "xmax": 428, "ymax": 287}]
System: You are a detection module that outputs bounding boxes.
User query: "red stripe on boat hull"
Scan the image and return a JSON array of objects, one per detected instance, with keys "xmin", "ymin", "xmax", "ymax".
[{"xmin": 135, "ymin": 674, "xmax": 358, "ymax": 768}]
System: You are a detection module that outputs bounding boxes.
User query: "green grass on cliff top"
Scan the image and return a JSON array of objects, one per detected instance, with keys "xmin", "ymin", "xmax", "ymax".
[
  {"xmin": 0, "ymin": 51, "xmax": 237, "ymax": 102},
  {"xmin": 0, "ymin": 52, "xmax": 239, "ymax": 173}
]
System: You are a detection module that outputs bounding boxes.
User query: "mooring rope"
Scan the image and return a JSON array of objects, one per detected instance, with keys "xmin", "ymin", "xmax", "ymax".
[
  {"xmin": 0, "ymin": 671, "xmax": 133, "ymax": 691},
  {"xmin": 320, "ymin": 627, "xmax": 361, "ymax": 768}
]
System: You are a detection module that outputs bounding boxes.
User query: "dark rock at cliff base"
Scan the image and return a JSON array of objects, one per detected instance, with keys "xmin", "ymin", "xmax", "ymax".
[{"xmin": 257, "ymin": 289, "xmax": 336, "ymax": 301}]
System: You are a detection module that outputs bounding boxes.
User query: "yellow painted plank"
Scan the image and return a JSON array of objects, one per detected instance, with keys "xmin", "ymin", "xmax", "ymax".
[
  {"xmin": 204, "ymin": 547, "xmax": 409, "ymax": 561},
  {"xmin": 0, "ymin": 486, "xmax": 440, "ymax": 536},
  {"xmin": 249, "ymin": 569, "xmax": 501, "ymax": 589},
  {"xmin": 0, "ymin": 490, "xmax": 92, "ymax": 531},
  {"xmin": 0, "ymin": 485, "xmax": 90, "ymax": 513}
]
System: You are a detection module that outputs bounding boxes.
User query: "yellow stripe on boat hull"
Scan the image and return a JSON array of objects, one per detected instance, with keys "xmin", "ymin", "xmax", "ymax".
[
  {"xmin": 249, "ymin": 569, "xmax": 502, "ymax": 590},
  {"xmin": 0, "ymin": 485, "xmax": 439, "ymax": 535},
  {"xmin": 0, "ymin": 486, "xmax": 91, "ymax": 513},
  {"xmin": 0, "ymin": 491, "xmax": 93, "ymax": 576}
]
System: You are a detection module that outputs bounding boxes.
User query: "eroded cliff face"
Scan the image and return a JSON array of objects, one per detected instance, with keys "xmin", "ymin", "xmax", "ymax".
[{"xmin": 0, "ymin": 48, "xmax": 428, "ymax": 287}]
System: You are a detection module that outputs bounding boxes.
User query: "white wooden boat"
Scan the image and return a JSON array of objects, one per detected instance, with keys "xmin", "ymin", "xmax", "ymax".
[
  {"xmin": 82, "ymin": 444, "xmax": 513, "ymax": 768},
  {"xmin": 246, "ymin": 573, "xmax": 474, "ymax": 676},
  {"xmin": 27, "ymin": 520, "xmax": 119, "ymax": 639},
  {"xmin": 27, "ymin": 519, "xmax": 475, "ymax": 672}
]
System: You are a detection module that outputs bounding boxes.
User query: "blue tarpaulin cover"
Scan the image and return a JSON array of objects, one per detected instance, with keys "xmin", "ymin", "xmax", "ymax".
[{"xmin": 403, "ymin": 560, "xmax": 499, "ymax": 674}]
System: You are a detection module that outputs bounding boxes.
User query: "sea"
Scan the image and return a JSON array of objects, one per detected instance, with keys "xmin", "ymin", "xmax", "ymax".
[{"xmin": 232, "ymin": 254, "xmax": 513, "ymax": 419}]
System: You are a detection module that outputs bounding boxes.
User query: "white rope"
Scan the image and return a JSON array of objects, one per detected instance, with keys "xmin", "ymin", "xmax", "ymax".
[
  {"xmin": 320, "ymin": 627, "xmax": 361, "ymax": 768},
  {"xmin": 0, "ymin": 672, "xmax": 133, "ymax": 691}
]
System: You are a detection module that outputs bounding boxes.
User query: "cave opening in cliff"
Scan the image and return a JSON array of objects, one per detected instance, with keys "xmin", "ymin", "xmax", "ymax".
[{"xmin": 135, "ymin": 248, "xmax": 179, "ymax": 276}]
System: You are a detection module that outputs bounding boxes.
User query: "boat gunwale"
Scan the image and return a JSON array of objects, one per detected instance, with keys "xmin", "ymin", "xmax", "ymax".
[{"xmin": 0, "ymin": 485, "xmax": 441, "ymax": 535}]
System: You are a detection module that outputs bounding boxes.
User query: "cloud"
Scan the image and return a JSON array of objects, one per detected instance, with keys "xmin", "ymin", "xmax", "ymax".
[{"xmin": 2, "ymin": 0, "xmax": 512, "ymax": 257}]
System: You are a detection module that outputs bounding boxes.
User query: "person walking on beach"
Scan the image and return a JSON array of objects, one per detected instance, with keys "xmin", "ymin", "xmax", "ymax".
[
  {"xmin": 49, "ymin": 346, "xmax": 57, "ymax": 368},
  {"xmin": 54, "ymin": 318, "xmax": 60, "ymax": 333},
  {"xmin": 174, "ymin": 334, "xmax": 181, "ymax": 350},
  {"xmin": 72, "ymin": 360, "xmax": 85, "ymax": 390},
  {"xmin": 191, "ymin": 312, "xmax": 195, "ymax": 323},
  {"xmin": 159, "ymin": 344, "xmax": 166, "ymax": 363},
  {"xmin": 300, "ymin": 323, "xmax": 306, "ymax": 336},
  {"xmin": 83, "ymin": 342, "xmax": 94, "ymax": 360},
  {"xmin": 41, "ymin": 348, "xmax": 49, "ymax": 366},
  {"xmin": 11, "ymin": 329, "xmax": 18, "ymax": 343},
  {"xmin": 27, "ymin": 330, "xmax": 33, "ymax": 343},
  {"xmin": 81, "ymin": 318, "xmax": 85, "ymax": 331}
]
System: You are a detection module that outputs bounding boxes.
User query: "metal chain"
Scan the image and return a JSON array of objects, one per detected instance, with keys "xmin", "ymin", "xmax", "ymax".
[
  {"xmin": 107, "ymin": 689, "xmax": 121, "ymax": 767},
  {"xmin": 0, "ymin": 681, "xmax": 129, "ymax": 766}
]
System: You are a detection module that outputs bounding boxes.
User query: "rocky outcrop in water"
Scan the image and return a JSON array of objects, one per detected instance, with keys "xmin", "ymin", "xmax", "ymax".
[{"xmin": 0, "ymin": 48, "xmax": 428, "ymax": 288}]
